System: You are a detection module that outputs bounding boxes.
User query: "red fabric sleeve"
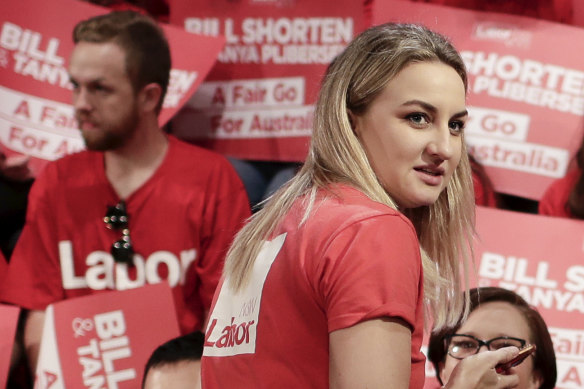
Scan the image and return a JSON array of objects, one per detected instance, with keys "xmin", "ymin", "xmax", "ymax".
[{"xmin": 315, "ymin": 214, "xmax": 422, "ymax": 333}]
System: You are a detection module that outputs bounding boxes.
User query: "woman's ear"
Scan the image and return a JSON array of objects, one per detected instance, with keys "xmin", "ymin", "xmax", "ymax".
[{"xmin": 347, "ymin": 110, "xmax": 357, "ymax": 132}]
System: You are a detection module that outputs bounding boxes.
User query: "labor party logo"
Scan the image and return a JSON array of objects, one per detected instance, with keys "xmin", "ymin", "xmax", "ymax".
[{"xmin": 203, "ymin": 233, "xmax": 285, "ymax": 356}]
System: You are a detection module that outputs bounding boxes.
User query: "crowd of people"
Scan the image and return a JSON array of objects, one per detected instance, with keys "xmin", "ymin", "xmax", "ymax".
[{"xmin": 1, "ymin": 0, "xmax": 583, "ymax": 388}]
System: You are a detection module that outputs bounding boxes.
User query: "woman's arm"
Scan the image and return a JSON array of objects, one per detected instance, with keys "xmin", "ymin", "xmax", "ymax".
[{"xmin": 329, "ymin": 317, "xmax": 411, "ymax": 389}]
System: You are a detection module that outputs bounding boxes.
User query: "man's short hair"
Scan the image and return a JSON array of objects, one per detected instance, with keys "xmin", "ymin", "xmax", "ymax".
[
  {"xmin": 142, "ymin": 331, "xmax": 204, "ymax": 388},
  {"xmin": 73, "ymin": 10, "xmax": 171, "ymax": 112}
]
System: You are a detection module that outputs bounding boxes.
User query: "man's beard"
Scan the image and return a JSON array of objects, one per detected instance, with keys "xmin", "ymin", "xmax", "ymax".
[{"xmin": 81, "ymin": 106, "xmax": 140, "ymax": 151}]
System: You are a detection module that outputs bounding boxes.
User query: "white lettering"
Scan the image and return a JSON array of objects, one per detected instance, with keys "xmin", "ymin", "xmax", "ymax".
[
  {"xmin": 76, "ymin": 311, "xmax": 136, "ymax": 388},
  {"xmin": 59, "ymin": 241, "xmax": 197, "ymax": 291},
  {"xmin": 115, "ymin": 256, "xmax": 145, "ymax": 290},
  {"xmin": 145, "ymin": 251, "xmax": 180, "ymax": 285},
  {"xmin": 94, "ymin": 310, "xmax": 125, "ymax": 339},
  {"xmin": 461, "ymin": 51, "xmax": 584, "ymax": 115},
  {"xmin": 60, "ymin": 241, "xmax": 88, "ymax": 289},
  {"xmin": 86, "ymin": 251, "xmax": 114, "ymax": 290},
  {"xmin": 565, "ymin": 266, "xmax": 584, "ymax": 292}
]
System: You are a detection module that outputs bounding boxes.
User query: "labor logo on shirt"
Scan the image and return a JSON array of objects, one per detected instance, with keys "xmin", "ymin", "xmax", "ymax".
[{"xmin": 203, "ymin": 233, "xmax": 286, "ymax": 356}]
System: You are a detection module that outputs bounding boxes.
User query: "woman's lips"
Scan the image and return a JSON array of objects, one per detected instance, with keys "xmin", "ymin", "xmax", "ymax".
[{"xmin": 414, "ymin": 166, "xmax": 444, "ymax": 186}]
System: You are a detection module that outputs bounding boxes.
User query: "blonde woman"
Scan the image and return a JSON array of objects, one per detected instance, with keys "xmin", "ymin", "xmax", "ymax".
[{"xmin": 202, "ymin": 23, "xmax": 521, "ymax": 389}]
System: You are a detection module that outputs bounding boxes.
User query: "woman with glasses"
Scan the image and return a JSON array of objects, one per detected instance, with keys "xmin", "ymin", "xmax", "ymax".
[{"xmin": 428, "ymin": 287, "xmax": 557, "ymax": 389}]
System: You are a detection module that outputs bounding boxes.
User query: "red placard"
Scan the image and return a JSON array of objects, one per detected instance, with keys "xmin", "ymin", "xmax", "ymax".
[
  {"xmin": 0, "ymin": 0, "xmax": 224, "ymax": 177},
  {"xmin": 423, "ymin": 206, "xmax": 584, "ymax": 388},
  {"xmin": 0, "ymin": 304, "xmax": 20, "ymax": 389},
  {"xmin": 34, "ymin": 283, "xmax": 180, "ymax": 389},
  {"xmin": 169, "ymin": 0, "xmax": 366, "ymax": 162},
  {"xmin": 371, "ymin": 0, "xmax": 584, "ymax": 200}
]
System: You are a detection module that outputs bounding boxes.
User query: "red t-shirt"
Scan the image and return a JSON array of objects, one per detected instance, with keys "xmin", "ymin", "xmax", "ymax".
[
  {"xmin": 0, "ymin": 136, "xmax": 250, "ymax": 333},
  {"xmin": 538, "ymin": 169, "xmax": 581, "ymax": 218},
  {"xmin": 202, "ymin": 185, "xmax": 425, "ymax": 388}
]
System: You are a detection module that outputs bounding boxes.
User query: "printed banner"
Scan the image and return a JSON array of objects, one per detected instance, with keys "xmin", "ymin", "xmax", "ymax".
[
  {"xmin": 372, "ymin": 0, "xmax": 584, "ymax": 200},
  {"xmin": 0, "ymin": 304, "xmax": 20, "ymax": 389},
  {"xmin": 0, "ymin": 0, "xmax": 224, "ymax": 177},
  {"xmin": 169, "ymin": 0, "xmax": 365, "ymax": 162},
  {"xmin": 424, "ymin": 206, "xmax": 584, "ymax": 388},
  {"xmin": 34, "ymin": 283, "xmax": 180, "ymax": 389}
]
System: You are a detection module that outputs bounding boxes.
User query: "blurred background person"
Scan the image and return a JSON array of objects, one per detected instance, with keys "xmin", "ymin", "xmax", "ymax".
[
  {"xmin": 539, "ymin": 134, "xmax": 584, "ymax": 219},
  {"xmin": 469, "ymin": 153, "xmax": 498, "ymax": 208},
  {"xmin": 1, "ymin": 10, "xmax": 250, "ymax": 379},
  {"xmin": 142, "ymin": 331, "xmax": 204, "ymax": 389},
  {"xmin": 428, "ymin": 286, "xmax": 557, "ymax": 389}
]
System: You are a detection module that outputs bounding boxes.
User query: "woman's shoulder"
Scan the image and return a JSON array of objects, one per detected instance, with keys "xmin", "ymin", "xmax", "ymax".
[
  {"xmin": 541, "ymin": 169, "xmax": 581, "ymax": 199},
  {"xmin": 307, "ymin": 184, "xmax": 415, "ymax": 235}
]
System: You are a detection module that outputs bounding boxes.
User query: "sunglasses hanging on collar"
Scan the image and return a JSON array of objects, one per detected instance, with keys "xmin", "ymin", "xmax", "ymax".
[{"xmin": 104, "ymin": 200, "xmax": 134, "ymax": 266}]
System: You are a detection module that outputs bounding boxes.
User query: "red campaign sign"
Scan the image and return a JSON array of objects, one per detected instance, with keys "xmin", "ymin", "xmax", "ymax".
[
  {"xmin": 0, "ymin": 304, "xmax": 20, "ymax": 389},
  {"xmin": 169, "ymin": 0, "xmax": 366, "ymax": 162},
  {"xmin": 372, "ymin": 0, "xmax": 584, "ymax": 200},
  {"xmin": 34, "ymin": 282, "xmax": 180, "ymax": 389},
  {"xmin": 423, "ymin": 206, "xmax": 584, "ymax": 388},
  {"xmin": 0, "ymin": 0, "xmax": 224, "ymax": 177}
]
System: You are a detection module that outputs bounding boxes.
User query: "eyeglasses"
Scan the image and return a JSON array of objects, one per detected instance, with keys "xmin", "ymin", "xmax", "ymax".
[
  {"xmin": 445, "ymin": 334, "xmax": 527, "ymax": 360},
  {"xmin": 104, "ymin": 200, "xmax": 134, "ymax": 265}
]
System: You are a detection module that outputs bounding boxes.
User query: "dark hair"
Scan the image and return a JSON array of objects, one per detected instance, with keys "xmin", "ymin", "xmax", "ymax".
[
  {"xmin": 73, "ymin": 10, "xmax": 171, "ymax": 112},
  {"xmin": 427, "ymin": 287, "xmax": 557, "ymax": 389},
  {"xmin": 141, "ymin": 331, "xmax": 204, "ymax": 388},
  {"xmin": 567, "ymin": 136, "xmax": 584, "ymax": 218}
]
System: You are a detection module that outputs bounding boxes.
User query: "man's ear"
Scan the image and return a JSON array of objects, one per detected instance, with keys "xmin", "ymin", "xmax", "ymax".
[{"xmin": 138, "ymin": 83, "xmax": 163, "ymax": 113}]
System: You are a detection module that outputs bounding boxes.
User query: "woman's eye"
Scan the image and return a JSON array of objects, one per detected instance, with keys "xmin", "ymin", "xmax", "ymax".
[
  {"xmin": 406, "ymin": 113, "xmax": 429, "ymax": 126},
  {"xmin": 449, "ymin": 120, "xmax": 465, "ymax": 135},
  {"xmin": 458, "ymin": 342, "xmax": 476, "ymax": 349}
]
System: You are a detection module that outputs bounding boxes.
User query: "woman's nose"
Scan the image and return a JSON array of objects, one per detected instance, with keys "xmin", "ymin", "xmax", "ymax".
[{"xmin": 426, "ymin": 125, "xmax": 457, "ymax": 160}]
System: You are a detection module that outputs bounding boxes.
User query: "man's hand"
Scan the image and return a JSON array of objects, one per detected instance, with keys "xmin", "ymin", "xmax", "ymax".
[{"xmin": 24, "ymin": 309, "xmax": 45, "ymax": 376}]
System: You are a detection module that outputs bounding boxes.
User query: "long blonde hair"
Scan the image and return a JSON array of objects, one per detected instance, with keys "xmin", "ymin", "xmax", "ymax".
[{"xmin": 224, "ymin": 23, "xmax": 475, "ymax": 330}]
